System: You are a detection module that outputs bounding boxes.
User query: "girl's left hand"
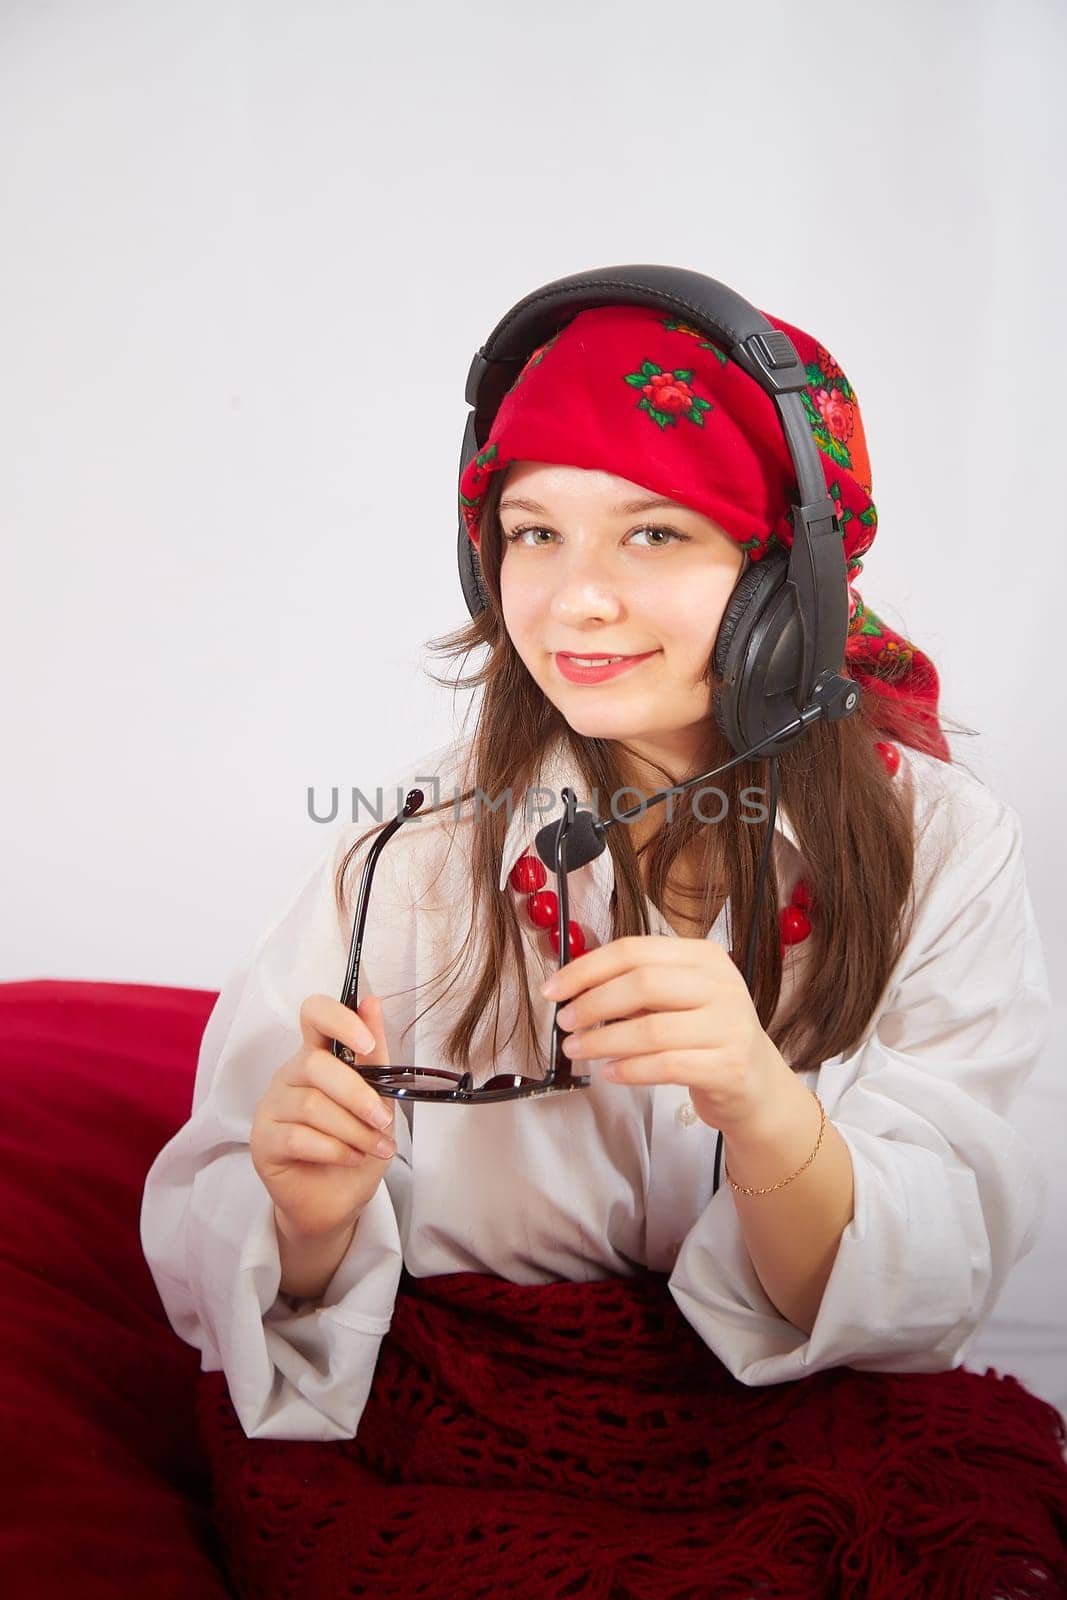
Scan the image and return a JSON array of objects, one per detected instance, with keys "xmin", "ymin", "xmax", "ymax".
[{"xmin": 542, "ymin": 934, "xmax": 787, "ymax": 1135}]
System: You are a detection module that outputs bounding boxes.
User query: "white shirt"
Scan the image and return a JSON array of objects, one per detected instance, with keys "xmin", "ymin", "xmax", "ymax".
[{"xmin": 140, "ymin": 731, "xmax": 1051, "ymax": 1441}]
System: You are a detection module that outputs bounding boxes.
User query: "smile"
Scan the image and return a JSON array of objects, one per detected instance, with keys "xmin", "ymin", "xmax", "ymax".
[{"xmin": 554, "ymin": 651, "xmax": 657, "ymax": 684}]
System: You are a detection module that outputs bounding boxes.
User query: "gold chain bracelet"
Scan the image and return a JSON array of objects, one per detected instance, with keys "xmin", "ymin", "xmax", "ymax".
[{"xmin": 725, "ymin": 1090, "xmax": 826, "ymax": 1196}]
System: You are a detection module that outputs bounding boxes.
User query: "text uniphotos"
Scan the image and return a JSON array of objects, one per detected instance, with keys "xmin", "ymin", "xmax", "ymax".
[{"xmin": 307, "ymin": 778, "xmax": 771, "ymax": 828}]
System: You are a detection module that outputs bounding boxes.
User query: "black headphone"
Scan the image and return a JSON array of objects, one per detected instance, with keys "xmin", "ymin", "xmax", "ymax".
[
  {"xmin": 456, "ymin": 264, "xmax": 860, "ymax": 1194},
  {"xmin": 457, "ymin": 263, "xmax": 859, "ymax": 758}
]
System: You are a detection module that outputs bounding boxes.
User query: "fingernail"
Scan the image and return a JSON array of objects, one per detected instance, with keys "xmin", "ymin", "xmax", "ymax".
[
  {"xmin": 370, "ymin": 1103, "xmax": 393, "ymax": 1132},
  {"xmin": 374, "ymin": 1136, "xmax": 397, "ymax": 1159}
]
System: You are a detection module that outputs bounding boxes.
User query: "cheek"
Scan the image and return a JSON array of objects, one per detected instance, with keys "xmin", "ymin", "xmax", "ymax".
[
  {"xmin": 499, "ymin": 567, "xmax": 541, "ymax": 647},
  {"xmin": 657, "ymin": 579, "xmax": 733, "ymax": 656}
]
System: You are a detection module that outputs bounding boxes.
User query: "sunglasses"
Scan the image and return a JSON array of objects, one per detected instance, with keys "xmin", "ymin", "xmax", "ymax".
[{"xmin": 331, "ymin": 785, "xmax": 591, "ymax": 1103}]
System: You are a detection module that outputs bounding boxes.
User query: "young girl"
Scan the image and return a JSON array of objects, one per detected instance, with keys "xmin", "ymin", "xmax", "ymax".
[{"xmin": 140, "ymin": 289, "xmax": 1056, "ymax": 1588}]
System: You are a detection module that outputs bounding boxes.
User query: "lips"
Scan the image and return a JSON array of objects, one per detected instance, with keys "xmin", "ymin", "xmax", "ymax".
[
  {"xmin": 554, "ymin": 651, "xmax": 649, "ymax": 661},
  {"xmin": 554, "ymin": 650, "xmax": 657, "ymax": 684}
]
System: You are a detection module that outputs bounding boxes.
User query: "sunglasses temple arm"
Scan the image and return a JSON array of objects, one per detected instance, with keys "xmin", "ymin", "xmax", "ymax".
[
  {"xmin": 545, "ymin": 787, "xmax": 579, "ymax": 1089},
  {"xmin": 333, "ymin": 788, "xmax": 426, "ymax": 1064}
]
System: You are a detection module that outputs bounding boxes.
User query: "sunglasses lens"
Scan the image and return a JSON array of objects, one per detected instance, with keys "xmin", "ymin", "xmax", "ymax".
[{"xmin": 373, "ymin": 1070, "xmax": 462, "ymax": 1093}]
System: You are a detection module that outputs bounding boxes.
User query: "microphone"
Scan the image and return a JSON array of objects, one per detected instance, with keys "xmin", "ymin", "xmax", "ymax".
[{"xmin": 534, "ymin": 703, "xmax": 827, "ymax": 872}]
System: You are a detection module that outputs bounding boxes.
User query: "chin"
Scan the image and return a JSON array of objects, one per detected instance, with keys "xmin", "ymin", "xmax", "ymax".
[{"xmin": 551, "ymin": 703, "xmax": 649, "ymax": 740}]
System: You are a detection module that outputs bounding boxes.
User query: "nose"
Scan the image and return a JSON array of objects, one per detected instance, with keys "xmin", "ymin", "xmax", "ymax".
[{"xmin": 548, "ymin": 552, "xmax": 624, "ymax": 626}]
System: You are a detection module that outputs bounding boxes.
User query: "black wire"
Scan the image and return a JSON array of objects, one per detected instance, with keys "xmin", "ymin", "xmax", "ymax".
[{"xmin": 712, "ymin": 756, "xmax": 780, "ymax": 1197}]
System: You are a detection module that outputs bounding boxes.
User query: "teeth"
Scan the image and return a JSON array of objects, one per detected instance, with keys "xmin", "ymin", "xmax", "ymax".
[{"xmin": 566, "ymin": 656, "xmax": 625, "ymax": 666}]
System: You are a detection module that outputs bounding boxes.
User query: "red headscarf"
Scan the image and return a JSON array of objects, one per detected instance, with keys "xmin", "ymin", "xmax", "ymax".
[{"xmin": 459, "ymin": 303, "xmax": 949, "ymax": 762}]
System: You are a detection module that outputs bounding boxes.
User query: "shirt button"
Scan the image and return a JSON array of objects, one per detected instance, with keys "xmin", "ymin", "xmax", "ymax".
[{"xmin": 675, "ymin": 1100, "xmax": 698, "ymax": 1127}]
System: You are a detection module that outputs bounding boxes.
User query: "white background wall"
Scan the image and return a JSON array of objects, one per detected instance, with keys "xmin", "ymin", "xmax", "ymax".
[
  {"xmin": 2, "ymin": 0, "xmax": 1064, "ymax": 1410},
  {"xmin": 2, "ymin": 0, "xmax": 1062, "ymax": 994}
]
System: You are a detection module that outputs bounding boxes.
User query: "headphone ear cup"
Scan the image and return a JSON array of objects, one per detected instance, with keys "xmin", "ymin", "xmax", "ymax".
[
  {"xmin": 458, "ymin": 520, "xmax": 489, "ymax": 616},
  {"xmin": 713, "ymin": 561, "xmax": 765, "ymax": 679},
  {"xmin": 712, "ymin": 687, "xmax": 732, "ymax": 742},
  {"xmin": 470, "ymin": 542, "xmax": 488, "ymax": 613},
  {"xmin": 712, "ymin": 552, "xmax": 791, "ymax": 751}
]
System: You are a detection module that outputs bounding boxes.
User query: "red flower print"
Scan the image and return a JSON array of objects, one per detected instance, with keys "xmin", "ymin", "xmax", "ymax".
[
  {"xmin": 643, "ymin": 372, "xmax": 697, "ymax": 417},
  {"xmin": 625, "ymin": 360, "xmax": 713, "ymax": 430},
  {"xmin": 816, "ymin": 343, "xmax": 844, "ymax": 380},
  {"xmin": 851, "ymin": 519, "xmax": 876, "ymax": 559},
  {"xmin": 814, "ymin": 386, "xmax": 855, "ymax": 445}
]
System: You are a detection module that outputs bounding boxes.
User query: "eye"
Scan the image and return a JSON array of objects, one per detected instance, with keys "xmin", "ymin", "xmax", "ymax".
[
  {"xmin": 502, "ymin": 523, "xmax": 690, "ymax": 548},
  {"xmin": 628, "ymin": 525, "xmax": 689, "ymax": 548},
  {"xmin": 503, "ymin": 524, "xmax": 555, "ymax": 547}
]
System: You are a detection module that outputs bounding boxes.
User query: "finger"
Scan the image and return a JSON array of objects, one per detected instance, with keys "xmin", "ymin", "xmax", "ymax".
[
  {"xmin": 299, "ymin": 991, "xmax": 377, "ymax": 1057},
  {"xmin": 555, "ymin": 965, "xmax": 712, "ymax": 1031},
  {"xmin": 272, "ymin": 1080, "xmax": 398, "ymax": 1162},
  {"xmin": 543, "ymin": 934, "xmax": 719, "ymax": 1005},
  {"xmin": 564, "ymin": 1008, "xmax": 710, "ymax": 1062},
  {"xmin": 284, "ymin": 1036, "xmax": 397, "ymax": 1134},
  {"xmin": 353, "ymin": 994, "xmax": 391, "ymax": 1069},
  {"xmin": 596, "ymin": 1047, "xmax": 715, "ymax": 1086},
  {"xmin": 329, "ymin": 992, "xmax": 393, "ymax": 1078},
  {"xmin": 264, "ymin": 1116, "xmax": 387, "ymax": 1170}
]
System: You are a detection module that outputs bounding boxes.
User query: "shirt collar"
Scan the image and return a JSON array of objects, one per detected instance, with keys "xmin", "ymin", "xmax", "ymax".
[{"xmin": 496, "ymin": 733, "xmax": 799, "ymax": 892}]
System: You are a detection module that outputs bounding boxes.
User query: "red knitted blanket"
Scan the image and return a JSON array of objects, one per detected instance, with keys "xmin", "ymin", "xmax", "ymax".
[{"xmin": 196, "ymin": 1267, "xmax": 1067, "ymax": 1599}]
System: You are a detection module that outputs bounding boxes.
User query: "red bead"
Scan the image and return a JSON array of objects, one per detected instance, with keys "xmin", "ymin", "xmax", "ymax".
[
  {"xmin": 790, "ymin": 877, "xmax": 813, "ymax": 911},
  {"xmin": 526, "ymin": 889, "xmax": 559, "ymax": 929},
  {"xmin": 780, "ymin": 905, "xmax": 812, "ymax": 945},
  {"xmin": 874, "ymin": 740, "xmax": 901, "ymax": 777},
  {"xmin": 548, "ymin": 920, "xmax": 586, "ymax": 959},
  {"xmin": 509, "ymin": 853, "xmax": 547, "ymax": 894}
]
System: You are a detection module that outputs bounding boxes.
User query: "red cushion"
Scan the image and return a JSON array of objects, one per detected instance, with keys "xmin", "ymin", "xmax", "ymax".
[{"xmin": 0, "ymin": 979, "xmax": 234, "ymax": 1598}]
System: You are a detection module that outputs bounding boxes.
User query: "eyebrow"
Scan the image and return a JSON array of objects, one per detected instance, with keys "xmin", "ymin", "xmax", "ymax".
[{"xmin": 497, "ymin": 494, "xmax": 690, "ymax": 517}]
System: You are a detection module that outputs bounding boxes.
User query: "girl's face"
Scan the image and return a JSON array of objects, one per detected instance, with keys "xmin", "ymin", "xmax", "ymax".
[{"xmin": 498, "ymin": 461, "xmax": 746, "ymax": 783}]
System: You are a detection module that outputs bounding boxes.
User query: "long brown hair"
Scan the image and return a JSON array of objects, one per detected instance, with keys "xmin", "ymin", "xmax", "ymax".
[{"xmin": 336, "ymin": 469, "xmax": 976, "ymax": 1075}]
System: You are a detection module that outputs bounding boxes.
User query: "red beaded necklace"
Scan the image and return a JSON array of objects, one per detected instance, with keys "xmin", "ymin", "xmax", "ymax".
[{"xmin": 508, "ymin": 741, "xmax": 902, "ymax": 965}]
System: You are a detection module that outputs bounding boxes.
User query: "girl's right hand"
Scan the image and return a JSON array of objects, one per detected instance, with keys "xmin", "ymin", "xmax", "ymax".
[{"xmin": 250, "ymin": 992, "xmax": 398, "ymax": 1240}]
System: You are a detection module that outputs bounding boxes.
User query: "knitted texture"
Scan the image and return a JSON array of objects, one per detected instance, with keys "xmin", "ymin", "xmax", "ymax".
[{"xmin": 197, "ymin": 1268, "xmax": 1067, "ymax": 1599}]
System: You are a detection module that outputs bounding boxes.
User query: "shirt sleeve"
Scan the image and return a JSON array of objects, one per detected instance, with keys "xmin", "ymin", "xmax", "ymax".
[
  {"xmin": 668, "ymin": 791, "xmax": 1051, "ymax": 1385},
  {"xmin": 139, "ymin": 824, "xmax": 408, "ymax": 1441}
]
